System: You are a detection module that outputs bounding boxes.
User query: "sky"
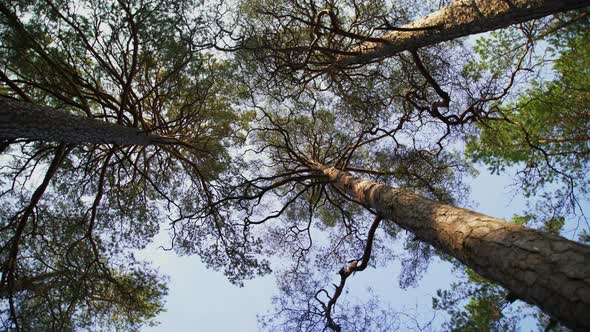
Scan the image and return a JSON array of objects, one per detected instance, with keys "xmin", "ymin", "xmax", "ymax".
[
  {"xmin": 1, "ymin": 2, "xmax": 586, "ymax": 331},
  {"xmin": 139, "ymin": 165, "xmax": 570, "ymax": 331}
]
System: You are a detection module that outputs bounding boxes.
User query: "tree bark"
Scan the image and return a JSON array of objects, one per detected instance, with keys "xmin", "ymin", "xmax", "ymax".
[
  {"xmin": 314, "ymin": 163, "xmax": 590, "ymax": 331},
  {"xmin": 0, "ymin": 97, "xmax": 165, "ymax": 145},
  {"xmin": 338, "ymin": 0, "xmax": 590, "ymax": 67}
]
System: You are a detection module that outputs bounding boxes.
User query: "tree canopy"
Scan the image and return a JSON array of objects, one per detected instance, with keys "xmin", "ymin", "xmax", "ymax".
[{"xmin": 1, "ymin": 0, "xmax": 589, "ymax": 330}]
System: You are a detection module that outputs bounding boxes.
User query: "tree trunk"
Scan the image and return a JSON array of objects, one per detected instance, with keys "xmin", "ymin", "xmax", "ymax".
[
  {"xmin": 314, "ymin": 163, "xmax": 590, "ymax": 331},
  {"xmin": 339, "ymin": 0, "xmax": 590, "ymax": 67},
  {"xmin": 0, "ymin": 97, "xmax": 165, "ymax": 145}
]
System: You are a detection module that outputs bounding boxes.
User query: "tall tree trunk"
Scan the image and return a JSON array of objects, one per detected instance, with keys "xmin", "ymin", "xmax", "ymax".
[
  {"xmin": 313, "ymin": 163, "xmax": 590, "ymax": 330},
  {"xmin": 0, "ymin": 97, "xmax": 166, "ymax": 145},
  {"xmin": 339, "ymin": 0, "xmax": 590, "ymax": 67}
]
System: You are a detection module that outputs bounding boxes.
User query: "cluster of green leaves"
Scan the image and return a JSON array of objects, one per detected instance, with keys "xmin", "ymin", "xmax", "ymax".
[
  {"xmin": 433, "ymin": 267, "xmax": 517, "ymax": 332},
  {"xmin": 0, "ymin": 191, "xmax": 168, "ymax": 331},
  {"xmin": 466, "ymin": 16, "xmax": 590, "ymax": 196},
  {"xmin": 462, "ymin": 28, "xmax": 524, "ymax": 81}
]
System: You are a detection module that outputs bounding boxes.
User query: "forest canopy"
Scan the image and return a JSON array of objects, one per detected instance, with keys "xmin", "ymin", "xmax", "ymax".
[{"xmin": 0, "ymin": 0, "xmax": 589, "ymax": 331}]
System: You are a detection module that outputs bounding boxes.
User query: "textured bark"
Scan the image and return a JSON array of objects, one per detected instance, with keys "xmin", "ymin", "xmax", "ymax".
[
  {"xmin": 0, "ymin": 97, "xmax": 162, "ymax": 145},
  {"xmin": 315, "ymin": 163, "xmax": 590, "ymax": 331},
  {"xmin": 339, "ymin": 0, "xmax": 590, "ymax": 66}
]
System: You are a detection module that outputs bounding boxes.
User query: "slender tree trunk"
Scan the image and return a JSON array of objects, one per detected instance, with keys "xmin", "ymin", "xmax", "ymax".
[
  {"xmin": 0, "ymin": 97, "xmax": 165, "ymax": 145},
  {"xmin": 314, "ymin": 163, "xmax": 590, "ymax": 331},
  {"xmin": 339, "ymin": 0, "xmax": 590, "ymax": 67}
]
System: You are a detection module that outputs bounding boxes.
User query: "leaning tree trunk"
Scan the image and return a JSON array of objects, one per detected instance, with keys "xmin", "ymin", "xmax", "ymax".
[
  {"xmin": 338, "ymin": 0, "xmax": 590, "ymax": 67},
  {"xmin": 0, "ymin": 97, "xmax": 167, "ymax": 145},
  {"xmin": 314, "ymin": 163, "xmax": 590, "ymax": 331}
]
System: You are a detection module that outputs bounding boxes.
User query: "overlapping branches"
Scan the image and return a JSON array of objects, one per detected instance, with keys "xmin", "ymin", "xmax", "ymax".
[{"xmin": 0, "ymin": 0, "xmax": 248, "ymax": 328}]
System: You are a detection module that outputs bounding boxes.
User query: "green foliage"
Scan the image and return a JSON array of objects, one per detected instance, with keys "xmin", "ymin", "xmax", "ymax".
[
  {"xmin": 510, "ymin": 214, "xmax": 535, "ymax": 226},
  {"xmin": 543, "ymin": 216, "xmax": 565, "ymax": 235},
  {"xmin": 2, "ymin": 1, "xmax": 589, "ymax": 331},
  {"xmin": 463, "ymin": 29, "xmax": 523, "ymax": 81},
  {"xmin": 0, "ymin": 195, "xmax": 168, "ymax": 331},
  {"xmin": 0, "ymin": 0, "xmax": 258, "ymax": 328},
  {"xmin": 433, "ymin": 266, "xmax": 516, "ymax": 331},
  {"xmin": 465, "ymin": 19, "xmax": 590, "ymax": 196}
]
